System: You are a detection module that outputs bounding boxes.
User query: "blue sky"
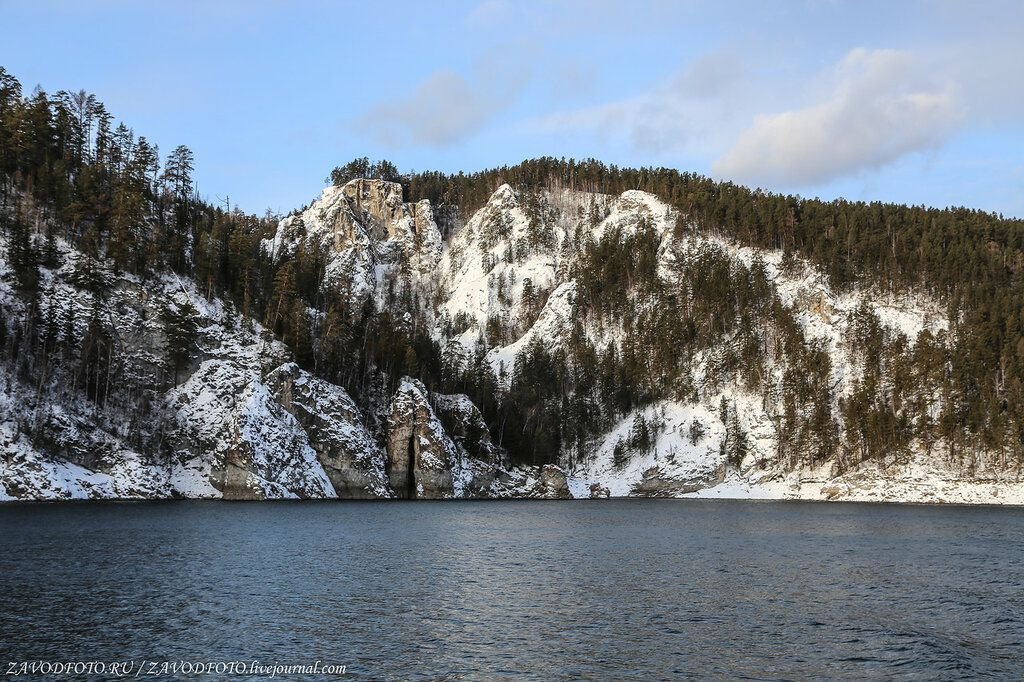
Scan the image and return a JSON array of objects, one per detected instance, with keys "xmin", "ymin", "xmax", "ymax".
[{"xmin": 2, "ymin": 0, "xmax": 1023, "ymax": 216}]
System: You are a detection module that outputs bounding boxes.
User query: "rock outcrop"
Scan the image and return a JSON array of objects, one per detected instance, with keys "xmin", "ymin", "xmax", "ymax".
[
  {"xmin": 385, "ymin": 378, "xmax": 460, "ymax": 499},
  {"xmin": 629, "ymin": 462, "xmax": 727, "ymax": 497},
  {"xmin": 263, "ymin": 179, "xmax": 443, "ymax": 298},
  {"xmin": 532, "ymin": 464, "xmax": 572, "ymax": 499},
  {"xmin": 166, "ymin": 360, "xmax": 336, "ymax": 500},
  {"xmin": 267, "ymin": 363, "xmax": 390, "ymax": 498}
]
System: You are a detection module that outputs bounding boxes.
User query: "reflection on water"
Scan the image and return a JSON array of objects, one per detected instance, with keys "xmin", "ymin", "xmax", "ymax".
[{"xmin": 1, "ymin": 500, "xmax": 1023, "ymax": 679}]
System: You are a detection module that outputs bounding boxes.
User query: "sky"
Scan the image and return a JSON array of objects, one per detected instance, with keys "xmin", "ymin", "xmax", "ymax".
[{"xmin": 2, "ymin": 0, "xmax": 1023, "ymax": 217}]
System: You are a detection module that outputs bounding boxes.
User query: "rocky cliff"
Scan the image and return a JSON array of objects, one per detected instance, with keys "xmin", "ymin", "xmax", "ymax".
[{"xmin": 3, "ymin": 177, "xmax": 1024, "ymax": 504}]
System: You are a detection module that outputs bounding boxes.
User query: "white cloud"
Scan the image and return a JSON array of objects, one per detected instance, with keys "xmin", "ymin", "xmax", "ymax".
[
  {"xmin": 357, "ymin": 69, "xmax": 518, "ymax": 148},
  {"xmin": 532, "ymin": 51, "xmax": 749, "ymax": 156},
  {"xmin": 713, "ymin": 48, "xmax": 965, "ymax": 186},
  {"xmin": 530, "ymin": 31, "xmax": 1022, "ymax": 191}
]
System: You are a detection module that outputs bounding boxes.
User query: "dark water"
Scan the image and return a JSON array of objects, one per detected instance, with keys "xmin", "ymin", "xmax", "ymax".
[{"xmin": 1, "ymin": 500, "xmax": 1022, "ymax": 680}]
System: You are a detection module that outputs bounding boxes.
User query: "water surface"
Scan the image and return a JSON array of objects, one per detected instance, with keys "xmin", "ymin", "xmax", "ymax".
[{"xmin": 1, "ymin": 500, "xmax": 1022, "ymax": 679}]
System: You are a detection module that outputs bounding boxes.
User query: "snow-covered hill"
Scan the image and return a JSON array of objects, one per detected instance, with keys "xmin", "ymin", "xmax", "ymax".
[
  {"xmin": 428, "ymin": 181, "xmax": 1020, "ymax": 503},
  {"xmin": 3, "ymin": 178, "xmax": 1023, "ymax": 503}
]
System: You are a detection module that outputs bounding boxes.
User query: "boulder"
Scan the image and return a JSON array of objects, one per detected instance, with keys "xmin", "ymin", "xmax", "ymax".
[
  {"xmin": 532, "ymin": 464, "xmax": 572, "ymax": 499},
  {"xmin": 629, "ymin": 461, "xmax": 726, "ymax": 497}
]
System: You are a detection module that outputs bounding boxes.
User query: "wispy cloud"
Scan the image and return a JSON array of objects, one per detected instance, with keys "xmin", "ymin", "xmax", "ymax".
[
  {"xmin": 714, "ymin": 48, "xmax": 964, "ymax": 186},
  {"xmin": 356, "ymin": 64, "xmax": 526, "ymax": 148},
  {"xmin": 531, "ymin": 51, "xmax": 749, "ymax": 155}
]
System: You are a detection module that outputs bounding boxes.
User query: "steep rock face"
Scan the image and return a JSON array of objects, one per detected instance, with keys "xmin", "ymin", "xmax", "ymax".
[
  {"xmin": 7, "ymin": 175, "xmax": 1024, "ymax": 504},
  {"xmin": 341, "ymin": 178, "xmax": 414, "ymax": 243},
  {"xmin": 262, "ymin": 179, "xmax": 443, "ymax": 297},
  {"xmin": 410, "ymin": 199, "xmax": 443, "ymax": 266},
  {"xmin": 436, "ymin": 184, "xmax": 675, "ymax": 378},
  {"xmin": 0, "ymin": 369, "xmax": 173, "ymax": 500},
  {"xmin": 630, "ymin": 461, "xmax": 727, "ymax": 497},
  {"xmin": 267, "ymin": 362, "xmax": 390, "ymax": 498},
  {"xmin": 165, "ymin": 360, "xmax": 336, "ymax": 500},
  {"xmin": 384, "ymin": 378, "xmax": 459, "ymax": 499},
  {"xmin": 430, "ymin": 392, "xmax": 506, "ymax": 497},
  {"xmin": 430, "ymin": 393, "xmax": 501, "ymax": 464},
  {"xmin": 382, "ymin": 379, "xmax": 518, "ymax": 499},
  {"xmin": 439, "ymin": 184, "xmax": 571, "ymax": 361}
]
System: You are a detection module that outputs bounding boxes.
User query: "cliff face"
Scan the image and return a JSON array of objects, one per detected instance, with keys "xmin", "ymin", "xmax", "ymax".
[
  {"xmin": 383, "ymin": 379, "xmax": 526, "ymax": 499},
  {"xmin": 0, "ymin": 265, "xmax": 530, "ymax": 501},
  {"xmin": 266, "ymin": 362, "xmax": 390, "ymax": 499},
  {"xmin": 3, "ymin": 177, "xmax": 1024, "ymax": 503},
  {"xmin": 385, "ymin": 378, "xmax": 457, "ymax": 499},
  {"xmin": 262, "ymin": 178, "xmax": 442, "ymax": 298},
  {"xmin": 0, "ymin": 181, "xmax": 554, "ymax": 502}
]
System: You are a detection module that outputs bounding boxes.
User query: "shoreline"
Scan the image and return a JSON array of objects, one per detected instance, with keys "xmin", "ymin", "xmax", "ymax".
[{"xmin": 2, "ymin": 494, "xmax": 1023, "ymax": 508}]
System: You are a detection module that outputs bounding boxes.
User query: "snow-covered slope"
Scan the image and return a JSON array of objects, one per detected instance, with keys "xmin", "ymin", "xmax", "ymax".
[
  {"xmin": 0, "ymin": 216, "xmax": 550, "ymax": 501},
  {"xmin": 416, "ymin": 181, "xmax": 1021, "ymax": 504},
  {"xmin": 4, "ymin": 177, "xmax": 1023, "ymax": 504},
  {"xmin": 0, "ymin": 227, "xmax": 396, "ymax": 500}
]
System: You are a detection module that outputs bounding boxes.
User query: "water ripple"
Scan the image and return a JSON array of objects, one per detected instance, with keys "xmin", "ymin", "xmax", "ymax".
[{"xmin": 0, "ymin": 500, "xmax": 1022, "ymax": 680}]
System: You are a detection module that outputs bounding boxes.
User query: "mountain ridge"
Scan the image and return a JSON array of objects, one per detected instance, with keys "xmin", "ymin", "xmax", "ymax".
[{"xmin": 4, "ymin": 176, "xmax": 1021, "ymax": 503}]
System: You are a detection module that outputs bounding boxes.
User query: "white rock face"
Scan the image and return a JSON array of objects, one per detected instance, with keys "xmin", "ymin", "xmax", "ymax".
[
  {"xmin": 267, "ymin": 362, "xmax": 391, "ymax": 498},
  {"xmin": 435, "ymin": 184, "xmax": 678, "ymax": 375},
  {"xmin": 415, "ymin": 181, "xmax": 1020, "ymax": 503},
  {"xmin": 384, "ymin": 377, "xmax": 460, "ymax": 499},
  {"xmin": 438, "ymin": 185, "xmax": 588, "ymax": 360},
  {"xmin": 165, "ymin": 360, "xmax": 336, "ymax": 500},
  {"xmin": 263, "ymin": 179, "xmax": 442, "ymax": 299}
]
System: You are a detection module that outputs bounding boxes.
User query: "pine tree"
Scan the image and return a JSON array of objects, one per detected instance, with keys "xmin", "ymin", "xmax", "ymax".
[
  {"xmin": 163, "ymin": 145, "xmax": 194, "ymax": 200},
  {"xmin": 7, "ymin": 211, "xmax": 40, "ymax": 297},
  {"xmin": 161, "ymin": 299, "xmax": 199, "ymax": 387}
]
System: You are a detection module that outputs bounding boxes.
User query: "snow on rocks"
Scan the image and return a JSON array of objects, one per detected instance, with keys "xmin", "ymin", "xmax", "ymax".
[
  {"xmin": 6, "ymin": 177, "xmax": 1024, "ymax": 505},
  {"xmin": 165, "ymin": 360, "xmax": 335, "ymax": 500},
  {"xmin": 423, "ymin": 182, "xmax": 1019, "ymax": 504},
  {"xmin": 383, "ymin": 379, "xmax": 526, "ymax": 499},
  {"xmin": 682, "ymin": 458, "xmax": 1024, "ymax": 505},
  {"xmin": 0, "ymin": 438, "xmax": 168, "ymax": 501},
  {"xmin": 484, "ymin": 463, "xmax": 574, "ymax": 499},
  {"xmin": 267, "ymin": 362, "xmax": 390, "ymax": 498},
  {"xmin": 594, "ymin": 189, "xmax": 677, "ymax": 241},
  {"xmin": 0, "ymin": 234, "xmax": 382, "ymax": 500},
  {"xmin": 439, "ymin": 184, "xmax": 559, "ymax": 341},
  {"xmin": 385, "ymin": 377, "xmax": 461, "ymax": 499},
  {"xmin": 262, "ymin": 179, "xmax": 442, "ymax": 300},
  {"xmin": 574, "ymin": 402, "xmax": 726, "ymax": 498},
  {"xmin": 486, "ymin": 281, "xmax": 577, "ymax": 379}
]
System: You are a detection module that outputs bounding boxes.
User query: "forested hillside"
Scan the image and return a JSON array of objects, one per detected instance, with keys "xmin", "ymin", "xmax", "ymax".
[
  {"xmin": 401, "ymin": 158, "xmax": 1024, "ymax": 462},
  {"xmin": 2, "ymin": 66, "xmax": 1023, "ymax": 501}
]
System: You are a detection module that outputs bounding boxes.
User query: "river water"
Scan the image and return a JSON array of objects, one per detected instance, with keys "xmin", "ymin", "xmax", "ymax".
[{"xmin": 1, "ymin": 500, "xmax": 1022, "ymax": 679}]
